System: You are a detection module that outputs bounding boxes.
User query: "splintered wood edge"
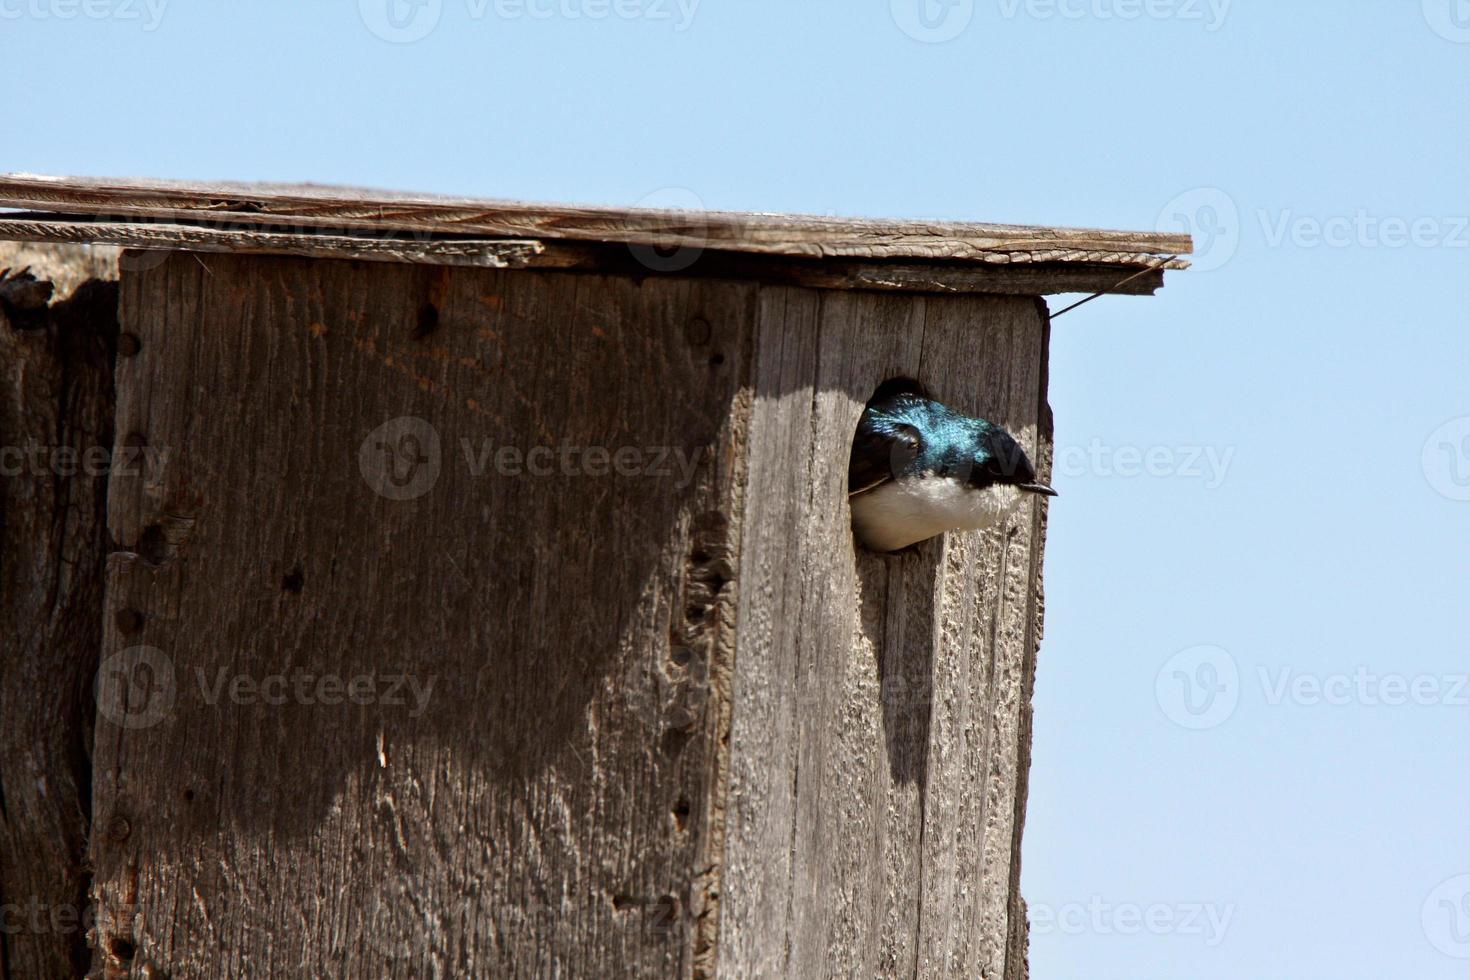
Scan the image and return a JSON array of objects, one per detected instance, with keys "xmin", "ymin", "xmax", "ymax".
[
  {"xmin": 0, "ymin": 173, "xmax": 1193, "ymax": 265},
  {"xmin": 0, "ymin": 214, "xmax": 1175, "ymax": 296},
  {"xmin": 0, "ymin": 216, "xmax": 544, "ymax": 269}
]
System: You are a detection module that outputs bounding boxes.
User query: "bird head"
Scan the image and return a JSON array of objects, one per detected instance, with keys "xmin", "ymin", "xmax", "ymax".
[{"xmin": 849, "ymin": 378, "xmax": 1057, "ymax": 498}]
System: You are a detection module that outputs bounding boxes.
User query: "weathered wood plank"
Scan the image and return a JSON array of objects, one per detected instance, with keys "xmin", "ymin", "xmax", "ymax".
[
  {"xmin": 81, "ymin": 250, "xmax": 1050, "ymax": 978},
  {"xmin": 0, "ymin": 215, "xmax": 1174, "ymax": 297},
  {"xmin": 0, "ymin": 215, "xmax": 543, "ymax": 269},
  {"xmin": 910, "ymin": 296, "xmax": 1046, "ymax": 980},
  {"xmin": 718, "ymin": 285, "xmax": 822, "ymax": 979},
  {"xmin": 533, "ymin": 245, "xmax": 1175, "ymax": 295},
  {"xmin": 0, "ymin": 263, "xmax": 117, "ymax": 980},
  {"xmin": 785, "ymin": 290, "xmax": 929, "ymax": 980},
  {"xmin": 0, "ymin": 173, "xmax": 1191, "ymax": 265},
  {"xmin": 721, "ymin": 290, "xmax": 1049, "ymax": 978},
  {"xmin": 90, "ymin": 252, "xmax": 754, "ymax": 979}
]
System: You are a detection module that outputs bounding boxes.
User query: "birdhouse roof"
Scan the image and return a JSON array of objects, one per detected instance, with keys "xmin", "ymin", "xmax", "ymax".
[{"xmin": 0, "ymin": 173, "xmax": 1190, "ymax": 296}]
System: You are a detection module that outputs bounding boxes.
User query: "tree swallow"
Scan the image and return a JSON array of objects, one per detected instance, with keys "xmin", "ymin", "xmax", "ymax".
[{"xmin": 848, "ymin": 378, "xmax": 1056, "ymax": 552}]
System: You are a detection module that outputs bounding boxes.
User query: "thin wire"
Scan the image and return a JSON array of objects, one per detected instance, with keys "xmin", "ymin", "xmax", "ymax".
[{"xmin": 1049, "ymin": 255, "xmax": 1181, "ymax": 319}]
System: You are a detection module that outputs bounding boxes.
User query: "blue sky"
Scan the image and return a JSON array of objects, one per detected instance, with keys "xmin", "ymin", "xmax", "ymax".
[{"xmin": 5, "ymin": 2, "xmax": 1468, "ymax": 976}]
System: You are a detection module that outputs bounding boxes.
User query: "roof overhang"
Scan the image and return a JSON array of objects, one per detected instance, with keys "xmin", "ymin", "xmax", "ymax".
[{"xmin": 0, "ymin": 174, "xmax": 1191, "ymax": 296}]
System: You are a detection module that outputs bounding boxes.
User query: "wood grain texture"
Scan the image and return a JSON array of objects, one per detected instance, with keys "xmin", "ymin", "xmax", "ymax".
[
  {"xmin": 721, "ymin": 290, "xmax": 1051, "ymax": 979},
  {"xmin": 528, "ymin": 246, "xmax": 1175, "ymax": 296},
  {"xmin": 91, "ymin": 253, "xmax": 753, "ymax": 978},
  {"xmin": 0, "ymin": 173, "xmax": 1190, "ymax": 266},
  {"xmin": 0, "ymin": 266, "xmax": 118, "ymax": 980},
  {"xmin": 86, "ymin": 253, "xmax": 1050, "ymax": 978},
  {"xmin": 0, "ymin": 214, "xmax": 1173, "ymax": 296},
  {"xmin": 0, "ymin": 215, "xmax": 543, "ymax": 269}
]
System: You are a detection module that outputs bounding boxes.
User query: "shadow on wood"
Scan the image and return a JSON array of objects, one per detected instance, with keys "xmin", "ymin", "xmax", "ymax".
[
  {"xmin": 858, "ymin": 547, "xmax": 939, "ymax": 789},
  {"xmin": 76, "ymin": 253, "xmax": 1051, "ymax": 980},
  {"xmin": 0, "ymin": 265, "xmax": 118, "ymax": 980}
]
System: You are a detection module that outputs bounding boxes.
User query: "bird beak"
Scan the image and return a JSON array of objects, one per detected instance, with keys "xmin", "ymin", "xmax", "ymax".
[{"xmin": 1019, "ymin": 483, "xmax": 1058, "ymax": 497}]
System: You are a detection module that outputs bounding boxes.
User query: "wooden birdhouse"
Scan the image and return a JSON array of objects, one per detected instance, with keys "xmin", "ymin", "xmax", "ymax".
[{"xmin": 0, "ymin": 174, "xmax": 1188, "ymax": 979}]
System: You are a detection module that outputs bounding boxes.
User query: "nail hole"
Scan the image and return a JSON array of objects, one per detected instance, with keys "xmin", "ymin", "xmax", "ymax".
[
  {"xmin": 116, "ymin": 333, "xmax": 142, "ymax": 357},
  {"xmin": 611, "ymin": 894, "xmax": 637, "ymax": 911},
  {"xmin": 108, "ymin": 936, "xmax": 135, "ymax": 961},
  {"xmin": 672, "ymin": 796, "xmax": 690, "ymax": 831},
  {"xmin": 708, "ymin": 353, "xmax": 725, "ymax": 368},
  {"xmin": 414, "ymin": 301, "xmax": 440, "ymax": 340},
  {"xmin": 182, "ymin": 788, "xmax": 195, "ymax": 803},
  {"xmin": 114, "ymin": 608, "xmax": 145, "ymax": 635},
  {"xmin": 281, "ymin": 563, "xmax": 304, "ymax": 594},
  {"xmin": 684, "ymin": 316, "xmax": 712, "ymax": 346}
]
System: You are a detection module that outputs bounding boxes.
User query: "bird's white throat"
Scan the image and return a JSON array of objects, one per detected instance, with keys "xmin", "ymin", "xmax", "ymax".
[{"xmin": 851, "ymin": 476, "xmax": 1027, "ymax": 552}]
